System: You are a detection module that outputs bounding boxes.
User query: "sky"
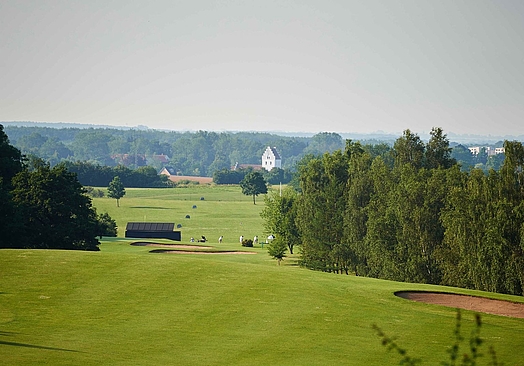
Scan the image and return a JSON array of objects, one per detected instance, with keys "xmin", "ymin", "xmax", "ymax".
[{"xmin": 1, "ymin": 0, "xmax": 524, "ymax": 137}]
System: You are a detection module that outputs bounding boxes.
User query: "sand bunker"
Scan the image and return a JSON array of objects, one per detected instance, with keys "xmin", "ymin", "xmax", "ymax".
[
  {"xmin": 131, "ymin": 242, "xmax": 211, "ymax": 249},
  {"xmin": 130, "ymin": 242, "xmax": 256, "ymax": 255},
  {"xmin": 150, "ymin": 249, "xmax": 256, "ymax": 255},
  {"xmin": 395, "ymin": 291, "xmax": 524, "ymax": 319}
]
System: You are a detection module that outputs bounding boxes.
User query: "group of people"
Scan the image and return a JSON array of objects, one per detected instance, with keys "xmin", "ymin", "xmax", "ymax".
[
  {"xmin": 238, "ymin": 235, "xmax": 258, "ymax": 245},
  {"xmin": 191, "ymin": 235, "xmax": 274, "ymax": 245}
]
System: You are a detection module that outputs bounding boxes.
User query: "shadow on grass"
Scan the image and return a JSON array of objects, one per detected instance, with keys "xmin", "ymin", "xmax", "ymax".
[
  {"xmin": 0, "ymin": 340, "xmax": 83, "ymax": 353},
  {"xmin": 0, "ymin": 329, "xmax": 83, "ymax": 352}
]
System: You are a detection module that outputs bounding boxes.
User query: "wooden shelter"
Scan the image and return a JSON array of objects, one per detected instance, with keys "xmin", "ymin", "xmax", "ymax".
[{"xmin": 125, "ymin": 222, "xmax": 181, "ymax": 241}]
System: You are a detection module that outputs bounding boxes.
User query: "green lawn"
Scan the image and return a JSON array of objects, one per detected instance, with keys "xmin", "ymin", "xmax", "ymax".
[{"xmin": 1, "ymin": 186, "xmax": 523, "ymax": 365}]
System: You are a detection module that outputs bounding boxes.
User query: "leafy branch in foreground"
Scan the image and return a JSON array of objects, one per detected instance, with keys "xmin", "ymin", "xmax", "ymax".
[{"xmin": 373, "ymin": 310, "xmax": 502, "ymax": 365}]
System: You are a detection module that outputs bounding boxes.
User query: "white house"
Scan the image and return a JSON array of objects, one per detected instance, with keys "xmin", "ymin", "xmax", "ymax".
[
  {"xmin": 262, "ymin": 146, "xmax": 281, "ymax": 171},
  {"xmin": 468, "ymin": 146, "xmax": 506, "ymax": 156}
]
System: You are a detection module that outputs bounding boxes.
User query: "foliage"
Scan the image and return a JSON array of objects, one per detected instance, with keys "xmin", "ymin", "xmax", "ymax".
[
  {"xmin": 240, "ymin": 171, "xmax": 268, "ymax": 204},
  {"xmin": 374, "ymin": 310, "xmax": 502, "ymax": 366},
  {"xmin": 97, "ymin": 212, "xmax": 117, "ymax": 238},
  {"xmin": 63, "ymin": 161, "xmax": 170, "ymax": 188},
  {"xmin": 0, "ymin": 124, "xmax": 24, "ymax": 188},
  {"xmin": 213, "ymin": 168, "xmax": 248, "ymax": 184},
  {"xmin": 85, "ymin": 186, "xmax": 105, "ymax": 197},
  {"xmin": 107, "ymin": 176, "xmax": 126, "ymax": 207},
  {"xmin": 262, "ymin": 167, "xmax": 293, "ymax": 185},
  {"xmin": 260, "ymin": 188, "xmax": 300, "ymax": 254},
  {"xmin": 2, "ymin": 185, "xmax": 522, "ymax": 365},
  {"xmin": 267, "ymin": 237, "xmax": 287, "ymax": 265},
  {"xmin": 9, "ymin": 162, "xmax": 101, "ymax": 250},
  {"xmin": 241, "ymin": 239, "xmax": 254, "ymax": 247},
  {"xmin": 264, "ymin": 128, "xmax": 524, "ymax": 295}
]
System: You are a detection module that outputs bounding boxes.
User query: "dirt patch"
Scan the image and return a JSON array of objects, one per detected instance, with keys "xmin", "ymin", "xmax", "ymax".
[
  {"xmin": 395, "ymin": 291, "xmax": 524, "ymax": 319},
  {"xmin": 150, "ymin": 249, "xmax": 256, "ymax": 255},
  {"xmin": 167, "ymin": 175, "xmax": 213, "ymax": 184},
  {"xmin": 131, "ymin": 242, "xmax": 211, "ymax": 249}
]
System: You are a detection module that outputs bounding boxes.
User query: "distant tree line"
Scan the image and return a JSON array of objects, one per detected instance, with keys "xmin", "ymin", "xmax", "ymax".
[
  {"xmin": 0, "ymin": 125, "xmax": 116, "ymax": 250},
  {"xmin": 62, "ymin": 161, "xmax": 171, "ymax": 188},
  {"xmin": 4, "ymin": 125, "xmax": 508, "ymax": 179},
  {"xmin": 263, "ymin": 128, "xmax": 524, "ymax": 296},
  {"xmin": 213, "ymin": 167, "xmax": 293, "ymax": 185}
]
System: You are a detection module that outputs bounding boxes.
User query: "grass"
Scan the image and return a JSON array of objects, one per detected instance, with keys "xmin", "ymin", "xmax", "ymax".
[
  {"xmin": 1, "ymin": 185, "xmax": 523, "ymax": 365},
  {"xmin": 94, "ymin": 185, "xmax": 265, "ymax": 246}
]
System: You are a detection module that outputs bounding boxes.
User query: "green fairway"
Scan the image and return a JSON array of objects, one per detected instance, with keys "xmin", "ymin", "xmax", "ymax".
[
  {"xmin": 1, "ymin": 186, "xmax": 523, "ymax": 365},
  {"xmin": 93, "ymin": 185, "xmax": 267, "ymax": 246}
]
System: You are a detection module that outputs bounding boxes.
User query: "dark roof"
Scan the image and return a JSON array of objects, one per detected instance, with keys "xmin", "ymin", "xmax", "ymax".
[
  {"xmin": 268, "ymin": 147, "xmax": 281, "ymax": 159},
  {"xmin": 126, "ymin": 222, "xmax": 175, "ymax": 232}
]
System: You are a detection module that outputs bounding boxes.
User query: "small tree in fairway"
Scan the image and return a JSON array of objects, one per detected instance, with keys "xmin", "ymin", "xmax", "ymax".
[
  {"xmin": 108, "ymin": 176, "xmax": 126, "ymax": 207},
  {"xmin": 240, "ymin": 171, "xmax": 268, "ymax": 204},
  {"xmin": 267, "ymin": 237, "xmax": 287, "ymax": 265}
]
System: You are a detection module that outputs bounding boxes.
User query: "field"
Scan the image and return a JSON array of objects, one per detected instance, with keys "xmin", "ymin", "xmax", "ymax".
[{"xmin": 1, "ymin": 185, "xmax": 524, "ymax": 365}]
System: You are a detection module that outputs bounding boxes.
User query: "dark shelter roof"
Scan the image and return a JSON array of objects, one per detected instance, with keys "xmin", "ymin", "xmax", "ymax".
[
  {"xmin": 126, "ymin": 222, "xmax": 175, "ymax": 232},
  {"xmin": 125, "ymin": 222, "xmax": 181, "ymax": 241}
]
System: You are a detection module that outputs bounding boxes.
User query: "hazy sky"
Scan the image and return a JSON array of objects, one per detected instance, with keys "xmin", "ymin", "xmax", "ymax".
[{"xmin": 1, "ymin": 1, "xmax": 523, "ymax": 136}]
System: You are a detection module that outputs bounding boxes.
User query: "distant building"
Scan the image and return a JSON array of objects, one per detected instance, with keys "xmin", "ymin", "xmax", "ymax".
[
  {"xmin": 151, "ymin": 154, "xmax": 170, "ymax": 164},
  {"xmin": 468, "ymin": 146, "xmax": 505, "ymax": 156},
  {"xmin": 159, "ymin": 166, "xmax": 177, "ymax": 176},
  {"xmin": 262, "ymin": 146, "xmax": 281, "ymax": 171},
  {"xmin": 493, "ymin": 147, "xmax": 506, "ymax": 156},
  {"xmin": 468, "ymin": 147, "xmax": 481, "ymax": 155},
  {"xmin": 111, "ymin": 153, "xmax": 146, "ymax": 166}
]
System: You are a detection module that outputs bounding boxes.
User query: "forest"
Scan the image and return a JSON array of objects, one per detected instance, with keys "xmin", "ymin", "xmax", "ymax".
[
  {"xmin": 0, "ymin": 125, "xmax": 115, "ymax": 250},
  {"xmin": 3, "ymin": 124, "xmax": 506, "ymax": 179},
  {"xmin": 262, "ymin": 128, "xmax": 524, "ymax": 296}
]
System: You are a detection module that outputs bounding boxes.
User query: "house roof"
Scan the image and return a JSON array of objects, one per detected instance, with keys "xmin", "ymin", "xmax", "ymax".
[
  {"xmin": 267, "ymin": 146, "xmax": 281, "ymax": 159},
  {"xmin": 151, "ymin": 154, "xmax": 170, "ymax": 163},
  {"xmin": 160, "ymin": 166, "xmax": 177, "ymax": 175}
]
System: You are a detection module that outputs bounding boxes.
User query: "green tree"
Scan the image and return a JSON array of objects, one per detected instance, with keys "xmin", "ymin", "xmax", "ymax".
[
  {"xmin": 10, "ymin": 162, "xmax": 100, "ymax": 250},
  {"xmin": 425, "ymin": 127, "xmax": 455, "ymax": 169},
  {"xmin": 108, "ymin": 176, "xmax": 126, "ymax": 207},
  {"xmin": 0, "ymin": 125, "xmax": 25, "ymax": 247},
  {"xmin": 97, "ymin": 212, "xmax": 118, "ymax": 238},
  {"xmin": 0, "ymin": 124, "xmax": 24, "ymax": 188},
  {"xmin": 240, "ymin": 171, "xmax": 268, "ymax": 204},
  {"xmin": 296, "ymin": 149, "xmax": 349, "ymax": 273},
  {"xmin": 451, "ymin": 144, "xmax": 474, "ymax": 171},
  {"xmin": 393, "ymin": 129, "xmax": 425, "ymax": 170},
  {"xmin": 260, "ymin": 188, "xmax": 300, "ymax": 254},
  {"xmin": 267, "ymin": 237, "xmax": 287, "ymax": 265}
]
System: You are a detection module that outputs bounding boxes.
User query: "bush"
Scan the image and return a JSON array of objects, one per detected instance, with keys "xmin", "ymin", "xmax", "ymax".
[
  {"xmin": 85, "ymin": 186, "xmax": 105, "ymax": 197},
  {"xmin": 242, "ymin": 239, "xmax": 253, "ymax": 247}
]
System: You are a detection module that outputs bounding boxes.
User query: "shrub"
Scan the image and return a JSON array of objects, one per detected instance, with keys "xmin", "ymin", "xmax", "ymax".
[
  {"xmin": 85, "ymin": 186, "xmax": 105, "ymax": 197},
  {"xmin": 242, "ymin": 239, "xmax": 253, "ymax": 247}
]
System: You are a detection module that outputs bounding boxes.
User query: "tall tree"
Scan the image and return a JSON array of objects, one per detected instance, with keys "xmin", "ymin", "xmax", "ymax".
[
  {"xmin": 296, "ymin": 149, "xmax": 349, "ymax": 273},
  {"xmin": 393, "ymin": 129, "xmax": 425, "ymax": 170},
  {"xmin": 425, "ymin": 127, "xmax": 456, "ymax": 169},
  {"xmin": 108, "ymin": 176, "xmax": 126, "ymax": 207},
  {"xmin": 10, "ymin": 162, "xmax": 100, "ymax": 250},
  {"xmin": 344, "ymin": 142, "xmax": 373, "ymax": 275},
  {"xmin": 0, "ymin": 124, "xmax": 24, "ymax": 188},
  {"xmin": 240, "ymin": 171, "xmax": 268, "ymax": 204},
  {"xmin": 260, "ymin": 188, "xmax": 300, "ymax": 254}
]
